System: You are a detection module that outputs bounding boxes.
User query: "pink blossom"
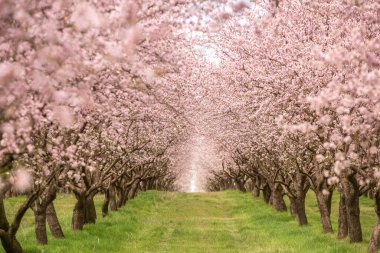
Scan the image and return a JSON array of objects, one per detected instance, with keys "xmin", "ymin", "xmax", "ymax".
[
  {"xmin": 10, "ymin": 169, "xmax": 32, "ymax": 193},
  {"xmin": 52, "ymin": 106, "xmax": 75, "ymax": 128},
  {"xmin": 71, "ymin": 2, "xmax": 101, "ymax": 32}
]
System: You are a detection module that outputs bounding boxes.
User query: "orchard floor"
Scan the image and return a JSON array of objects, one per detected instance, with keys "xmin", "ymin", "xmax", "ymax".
[{"xmin": 3, "ymin": 190, "xmax": 376, "ymax": 253}]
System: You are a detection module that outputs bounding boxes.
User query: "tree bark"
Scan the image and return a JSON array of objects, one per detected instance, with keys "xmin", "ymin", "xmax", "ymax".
[
  {"xmin": 0, "ymin": 192, "xmax": 37, "ymax": 253},
  {"xmin": 262, "ymin": 183, "xmax": 271, "ymax": 204},
  {"xmin": 338, "ymin": 192, "xmax": 348, "ymax": 239},
  {"xmin": 121, "ymin": 187, "xmax": 131, "ymax": 206},
  {"xmin": 72, "ymin": 194, "xmax": 85, "ymax": 230},
  {"xmin": 270, "ymin": 186, "xmax": 287, "ymax": 212},
  {"xmin": 294, "ymin": 196, "xmax": 308, "ymax": 225},
  {"xmin": 368, "ymin": 189, "xmax": 374, "ymax": 200},
  {"xmin": 84, "ymin": 196, "xmax": 97, "ymax": 224},
  {"xmin": 252, "ymin": 187, "xmax": 260, "ymax": 197},
  {"xmin": 251, "ymin": 177, "xmax": 260, "ymax": 197},
  {"xmin": 116, "ymin": 187, "xmax": 125, "ymax": 208},
  {"xmin": 292, "ymin": 173, "xmax": 309, "ymax": 226},
  {"xmin": 33, "ymin": 203, "xmax": 47, "ymax": 244},
  {"xmin": 341, "ymin": 175, "xmax": 362, "ymax": 242},
  {"xmin": 369, "ymin": 221, "xmax": 380, "ymax": 253},
  {"xmin": 140, "ymin": 181, "xmax": 147, "ymax": 192},
  {"xmin": 0, "ymin": 196, "xmax": 23, "ymax": 253},
  {"xmin": 109, "ymin": 188, "xmax": 117, "ymax": 211},
  {"xmin": 289, "ymin": 197, "xmax": 297, "ymax": 217},
  {"xmin": 234, "ymin": 178, "xmax": 246, "ymax": 192},
  {"xmin": 46, "ymin": 202, "xmax": 64, "ymax": 238},
  {"xmin": 368, "ymin": 191, "xmax": 380, "ymax": 252},
  {"xmin": 102, "ymin": 190, "xmax": 110, "ymax": 218},
  {"xmin": 128, "ymin": 180, "xmax": 141, "ymax": 200},
  {"xmin": 0, "ymin": 231, "xmax": 22, "ymax": 253},
  {"xmin": 32, "ymin": 186, "xmax": 61, "ymax": 243},
  {"xmin": 316, "ymin": 190, "xmax": 333, "ymax": 233}
]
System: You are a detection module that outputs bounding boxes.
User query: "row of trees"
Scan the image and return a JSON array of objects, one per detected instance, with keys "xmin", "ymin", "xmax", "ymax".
[
  {"xmin": 203, "ymin": 1, "xmax": 379, "ymax": 252},
  {"xmin": 0, "ymin": 1, "xmax": 199, "ymax": 252},
  {"xmin": 0, "ymin": 0, "xmax": 379, "ymax": 252},
  {"xmin": 1, "ymin": 118, "xmax": 178, "ymax": 252},
  {"xmin": 0, "ymin": 0, "xmax": 256, "ymax": 250}
]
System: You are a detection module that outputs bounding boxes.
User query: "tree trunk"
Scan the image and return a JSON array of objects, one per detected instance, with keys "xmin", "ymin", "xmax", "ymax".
[
  {"xmin": 271, "ymin": 186, "xmax": 287, "ymax": 212},
  {"xmin": 121, "ymin": 187, "xmax": 131, "ymax": 206},
  {"xmin": 128, "ymin": 180, "xmax": 140, "ymax": 200},
  {"xmin": 368, "ymin": 191, "xmax": 380, "ymax": 252},
  {"xmin": 252, "ymin": 187, "xmax": 260, "ymax": 197},
  {"xmin": 140, "ymin": 181, "xmax": 147, "ymax": 192},
  {"xmin": 46, "ymin": 203, "xmax": 64, "ymax": 238},
  {"xmin": 102, "ymin": 190, "xmax": 110, "ymax": 218},
  {"xmin": 84, "ymin": 196, "xmax": 97, "ymax": 224},
  {"xmin": 116, "ymin": 187, "xmax": 125, "ymax": 208},
  {"xmin": 316, "ymin": 190, "xmax": 333, "ymax": 233},
  {"xmin": 288, "ymin": 198, "xmax": 297, "ymax": 217},
  {"xmin": 33, "ymin": 186, "xmax": 61, "ymax": 242},
  {"xmin": 1, "ymin": 191, "xmax": 39, "ymax": 253},
  {"xmin": 338, "ymin": 192, "xmax": 348, "ymax": 239},
  {"xmin": 294, "ymin": 195, "xmax": 308, "ymax": 225},
  {"xmin": 263, "ymin": 183, "xmax": 271, "ymax": 204},
  {"xmin": 252, "ymin": 177, "xmax": 260, "ymax": 197},
  {"xmin": 109, "ymin": 188, "xmax": 117, "ymax": 211},
  {"xmin": 369, "ymin": 221, "xmax": 380, "ymax": 253},
  {"xmin": 341, "ymin": 175, "xmax": 362, "ymax": 242},
  {"xmin": 33, "ymin": 203, "xmax": 48, "ymax": 244},
  {"xmin": 368, "ymin": 189, "xmax": 374, "ymax": 200},
  {"xmin": 0, "ymin": 195, "xmax": 23, "ymax": 253},
  {"xmin": 72, "ymin": 195, "xmax": 85, "ymax": 230},
  {"xmin": 147, "ymin": 179, "xmax": 154, "ymax": 190},
  {"xmin": 0, "ymin": 232, "xmax": 23, "ymax": 253},
  {"xmin": 292, "ymin": 173, "xmax": 309, "ymax": 226},
  {"xmin": 234, "ymin": 178, "xmax": 246, "ymax": 192}
]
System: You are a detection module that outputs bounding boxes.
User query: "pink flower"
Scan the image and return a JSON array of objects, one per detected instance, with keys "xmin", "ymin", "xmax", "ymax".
[
  {"xmin": 52, "ymin": 106, "xmax": 75, "ymax": 128},
  {"xmin": 231, "ymin": 1, "xmax": 248, "ymax": 12},
  {"xmin": 10, "ymin": 169, "xmax": 32, "ymax": 193},
  {"xmin": 71, "ymin": 2, "xmax": 101, "ymax": 32}
]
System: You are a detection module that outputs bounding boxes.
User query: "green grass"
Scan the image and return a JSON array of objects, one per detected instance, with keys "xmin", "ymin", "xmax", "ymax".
[{"xmin": 2, "ymin": 190, "xmax": 376, "ymax": 253}]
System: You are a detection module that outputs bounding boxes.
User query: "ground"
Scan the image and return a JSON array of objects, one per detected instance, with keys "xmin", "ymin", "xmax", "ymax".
[{"xmin": 3, "ymin": 191, "xmax": 375, "ymax": 253}]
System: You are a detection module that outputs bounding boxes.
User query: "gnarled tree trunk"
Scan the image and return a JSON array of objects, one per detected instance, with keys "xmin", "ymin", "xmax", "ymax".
[
  {"xmin": 102, "ymin": 190, "xmax": 110, "ymax": 218},
  {"xmin": 109, "ymin": 187, "xmax": 117, "ymax": 211},
  {"xmin": 341, "ymin": 175, "xmax": 362, "ymax": 242},
  {"xmin": 1, "ymin": 192, "xmax": 38, "ymax": 253},
  {"xmin": 262, "ymin": 183, "xmax": 271, "ymax": 204},
  {"xmin": 0, "ymin": 197, "xmax": 22, "ymax": 253},
  {"xmin": 293, "ymin": 174, "xmax": 309, "ymax": 226},
  {"xmin": 128, "ymin": 180, "xmax": 141, "ymax": 200},
  {"xmin": 369, "ymin": 221, "xmax": 380, "ymax": 253},
  {"xmin": 294, "ymin": 195, "xmax": 308, "ymax": 225},
  {"xmin": 46, "ymin": 202, "xmax": 64, "ymax": 238},
  {"xmin": 289, "ymin": 197, "xmax": 298, "ymax": 217},
  {"xmin": 116, "ymin": 187, "xmax": 126, "ymax": 208},
  {"xmin": 316, "ymin": 190, "xmax": 333, "ymax": 233},
  {"xmin": 270, "ymin": 185, "xmax": 287, "ymax": 212},
  {"xmin": 252, "ymin": 177, "xmax": 260, "ymax": 197},
  {"xmin": 84, "ymin": 196, "xmax": 97, "ymax": 224},
  {"xmin": 72, "ymin": 193, "xmax": 85, "ymax": 230},
  {"xmin": 0, "ymin": 232, "xmax": 22, "ymax": 253},
  {"xmin": 33, "ymin": 202, "xmax": 47, "ymax": 244},
  {"xmin": 338, "ymin": 192, "xmax": 348, "ymax": 239}
]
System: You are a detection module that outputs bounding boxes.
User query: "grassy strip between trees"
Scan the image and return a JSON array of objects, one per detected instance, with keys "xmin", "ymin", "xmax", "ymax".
[{"xmin": 2, "ymin": 190, "xmax": 375, "ymax": 253}]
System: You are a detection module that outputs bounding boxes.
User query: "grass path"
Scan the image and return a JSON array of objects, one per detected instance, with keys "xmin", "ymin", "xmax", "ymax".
[
  {"xmin": 137, "ymin": 192, "xmax": 247, "ymax": 252},
  {"xmin": 3, "ymin": 191, "xmax": 375, "ymax": 253}
]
